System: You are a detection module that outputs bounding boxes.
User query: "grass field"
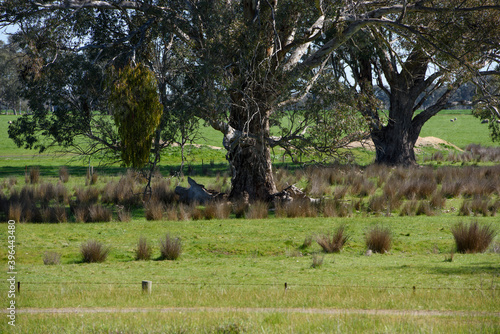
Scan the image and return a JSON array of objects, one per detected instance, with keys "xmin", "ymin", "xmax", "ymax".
[{"xmin": 0, "ymin": 110, "xmax": 499, "ymax": 333}]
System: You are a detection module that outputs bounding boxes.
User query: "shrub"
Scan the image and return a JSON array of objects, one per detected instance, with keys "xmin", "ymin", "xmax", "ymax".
[
  {"xmin": 366, "ymin": 225, "xmax": 392, "ymax": 253},
  {"xmin": 59, "ymin": 166, "xmax": 70, "ymax": 183},
  {"xmin": 245, "ymin": 201, "xmax": 269, "ymax": 219},
  {"xmin": 145, "ymin": 200, "xmax": 164, "ymax": 220},
  {"xmin": 135, "ymin": 236, "xmax": 152, "ymax": 261},
  {"xmin": 80, "ymin": 240, "xmax": 109, "ymax": 263},
  {"xmin": 317, "ymin": 225, "xmax": 350, "ymax": 253},
  {"xmin": 451, "ymin": 221, "xmax": 496, "ymax": 253},
  {"xmin": 43, "ymin": 251, "xmax": 61, "ymax": 265},
  {"xmin": 159, "ymin": 234, "xmax": 182, "ymax": 260}
]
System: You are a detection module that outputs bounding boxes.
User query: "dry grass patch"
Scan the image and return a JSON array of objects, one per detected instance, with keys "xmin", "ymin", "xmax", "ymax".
[{"xmin": 245, "ymin": 201, "xmax": 269, "ymax": 219}]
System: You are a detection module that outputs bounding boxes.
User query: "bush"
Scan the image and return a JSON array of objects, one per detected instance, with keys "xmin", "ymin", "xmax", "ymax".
[
  {"xmin": 317, "ymin": 225, "xmax": 350, "ymax": 253},
  {"xmin": 80, "ymin": 240, "xmax": 109, "ymax": 263},
  {"xmin": 451, "ymin": 221, "xmax": 496, "ymax": 253},
  {"xmin": 159, "ymin": 234, "xmax": 182, "ymax": 260},
  {"xmin": 366, "ymin": 225, "xmax": 392, "ymax": 253},
  {"xmin": 43, "ymin": 251, "xmax": 61, "ymax": 265},
  {"xmin": 135, "ymin": 236, "xmax": 152, "ymax": 261}
]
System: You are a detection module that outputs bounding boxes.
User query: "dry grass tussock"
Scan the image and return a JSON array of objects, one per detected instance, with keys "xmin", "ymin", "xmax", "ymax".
[
  {"xmin": 451, "ymin": 221, "xmax": 496, "ymax": 253},
  {"xmin": 135, "ymin": 236, "xmax": 152, "ymax": 261},
  {"xmin": 317, "ymin": 225, "xmax": 350, "ymax": 253},
  {"xmin": 159, "ymin": 234, "xmax": 182, "ymax": 260},
  {"xmin": 245, "ymin": 201, "xmax": 269, "ymax": 219},
  {"xmin": 43, "ymin": 251, "xmax": 61, "ymax": 265},
  {"xmin": 145, "ymin": 200, "xmax": 164, "ymax": 221},
  {"xmin": 276, "ymin": 199, "xmax": 318, "ymax": 218},
  {"xmin": 366, "ymin": 225, "xmax": 392, "ymax": 253},
  {"xmin": 80, "ymin": 240, "xmax": 109, "ymax": 263}
]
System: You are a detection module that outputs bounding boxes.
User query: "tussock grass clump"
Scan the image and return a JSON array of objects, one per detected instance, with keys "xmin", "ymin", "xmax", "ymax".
[
  {"xmin": 101, "ymin": 172, "xmax": 143, "ymax": 207},
  {"xmin": 29, "ymin": 167, "xmax": 40, "ymax": 184},
  {"xmin": 159, "ymin": 234, "xmax": 182, "ymax": 260},
  {"xmin": 117, "ymin": 207, "xmax": 132, "ymax": 222},
  {"xmin": 365, "ymin": 225, "xmax": 392, "ymax": 254},
  {"xmin": 276, "ymin": 199, "xmax": 318, "ymax": 218},
  {"xmin": 145, "ymin": 200, "xmax": 164, "ymax": 221},
  {"xmin": 317, "ymin": 225, "xmax": 350, "ymax": 253},
  {"xmin": 322, "ymin": 199, "xmax": 352, "ymax": 217},
  {"xmin": 416, "ymin": 201, "xmax": 434, "ymax": 216},
  {"xmin": 35, "ymin": 182, "xmax": 56, "ymax": 204},
  {"xmin": 451, "ymin": 221, "xmax": 496, "ymax": 253},
  {"xmin": 135, "ymin": 236, "xmax": 152, "ymax": 261},
  {"xmin": 245, "ymin": 201, "xmax": 269, "ymax": 219},
  {"xmin": 399, "ymin": 200, "xmax": 418, "ymax": 216},
  {"xmin": 80, "ymin": 240, "xmax": 109, "ymax": 263},
  {"xmin": 311, "ymin": 254, "xmax": 324, "ymax": 268},
  {"xmin": 43, "ymin": 251, "xmax": 61, "ymax": 265},
  {"xmin": 204, "ymin": 201, "xmax": 231, "ymax": 220},
  {"xmin": 88, "ymin": 204, "xmax": 112, "ymax": 222},
  {"xmin": 8, "ymin": 202, "xmax": 22, "ymax": 222},
  {"xmin": 73, "ymin": 205, "xmax": 89, "ymax": 223},
  {"xmin": 300, "ymin": 235, "xmax": 313, "ymax": 249},
  {"xmin": 367, "ymin": 195, "xmax": 387, "ymax": 214},
  {"xmin": 74, "ymin": 186, "xmax": 99, "ymax": 205},
  {"xmin": 59, "ymin": 166, "xmax": 70, "ymax": 183},
  {"xmin": 430, "ymin": 191, "xmax": 446, "ymax": 210},
  {"xmin": 151, "ymin": 179, "xmax": 177, "ymax": 205},
  {"xmin": 40, "ymin": 206, "xmax": 67, "ymax": 223}
]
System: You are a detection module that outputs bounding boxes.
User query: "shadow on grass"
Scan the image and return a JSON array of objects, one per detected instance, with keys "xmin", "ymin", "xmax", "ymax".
[{"xmin": 430, "ymin": 262, "xmax": 500, "ymax": 276}]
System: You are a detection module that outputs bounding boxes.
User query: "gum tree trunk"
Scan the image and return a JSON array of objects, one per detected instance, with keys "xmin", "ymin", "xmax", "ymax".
[{"xmin": 224, "ymin": 99, "xmax": 277, "ymax": 201}]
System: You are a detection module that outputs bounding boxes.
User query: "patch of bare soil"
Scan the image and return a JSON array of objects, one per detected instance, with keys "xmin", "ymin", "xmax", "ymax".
[{"xmin": 347, "ymin": 136, "xmax": 462, "ymax": 152}]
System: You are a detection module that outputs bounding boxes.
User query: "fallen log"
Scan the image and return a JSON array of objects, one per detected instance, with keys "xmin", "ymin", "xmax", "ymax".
[{"xmin": 175, "ymin": 177, "xmax": 225, "ymax": 204}]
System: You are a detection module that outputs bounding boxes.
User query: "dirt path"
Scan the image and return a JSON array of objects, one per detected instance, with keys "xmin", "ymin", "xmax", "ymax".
[{"xmin": 10, "ymin": 307, "xmax": 499, "ymax": 317}]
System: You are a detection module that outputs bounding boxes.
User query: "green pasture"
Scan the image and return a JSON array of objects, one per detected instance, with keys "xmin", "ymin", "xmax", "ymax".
[{"xmin": 0, "ymin": 216, "xmax": 499, "ymax": 333}]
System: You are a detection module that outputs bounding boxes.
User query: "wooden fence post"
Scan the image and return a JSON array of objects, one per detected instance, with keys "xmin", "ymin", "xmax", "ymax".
[{"xmin": 142, "ymin": 280, "xmax": 152, "ymax": 294}]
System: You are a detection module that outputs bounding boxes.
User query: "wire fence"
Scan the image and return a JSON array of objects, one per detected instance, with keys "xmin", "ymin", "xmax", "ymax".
[{"xmin": 16, "ymin": 280, "xmax": 499, "ymax": 292}]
